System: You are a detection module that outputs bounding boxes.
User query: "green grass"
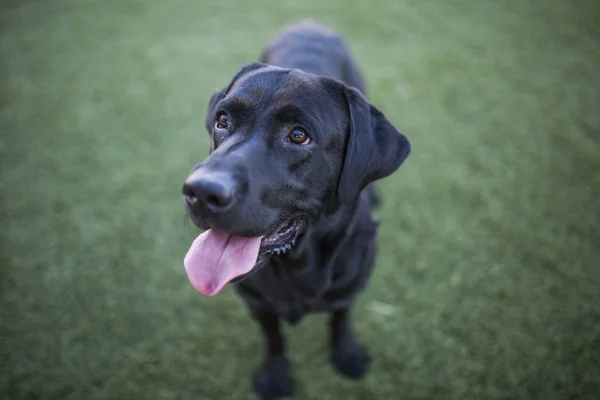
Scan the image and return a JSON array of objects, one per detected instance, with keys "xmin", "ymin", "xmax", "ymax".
[{"xmin": 1, "ymin": 0, "xmax": 599, "ymax": 399}]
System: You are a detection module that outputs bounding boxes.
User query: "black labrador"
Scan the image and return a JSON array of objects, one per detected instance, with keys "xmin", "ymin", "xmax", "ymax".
[{"xmin": 182, "ymin": 20, "xmax": 411, "ymax": 399}]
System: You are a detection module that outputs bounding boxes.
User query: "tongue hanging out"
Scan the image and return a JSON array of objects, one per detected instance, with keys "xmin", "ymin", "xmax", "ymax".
[{"xmin": 184, "ymin": 229, "xmax": 262, "ymax": 296}]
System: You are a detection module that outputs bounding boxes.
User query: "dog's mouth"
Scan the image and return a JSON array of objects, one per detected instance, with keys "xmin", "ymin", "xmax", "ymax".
[
  {"xmin": 260, "ymin": 217, "xmax": 306, "ymax": 255},
  {"xmin": 183, "ymin": 216, "xmax": 306, "ymax": 296}
]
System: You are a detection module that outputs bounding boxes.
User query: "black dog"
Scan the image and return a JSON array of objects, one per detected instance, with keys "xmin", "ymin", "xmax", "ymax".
[{"xmin": 182, "ymin": 20, "xmax": 410, "ymax": 399}]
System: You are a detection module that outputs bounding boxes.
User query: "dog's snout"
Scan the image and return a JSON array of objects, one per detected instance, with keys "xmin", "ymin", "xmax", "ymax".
[{"xmin": 183, "ymin": 169, "xmax": 236, "ymax": 211}]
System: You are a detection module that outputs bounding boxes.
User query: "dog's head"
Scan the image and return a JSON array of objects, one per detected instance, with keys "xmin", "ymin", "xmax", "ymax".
[{"xmin": 182, "ymin": 63, "xmax": 410, "ymax": 295}]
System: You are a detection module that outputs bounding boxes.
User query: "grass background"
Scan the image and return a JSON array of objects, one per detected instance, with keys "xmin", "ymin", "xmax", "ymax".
[{"xmin": 1, "ymin": 0, "xmax": 599, "ymax": 399}]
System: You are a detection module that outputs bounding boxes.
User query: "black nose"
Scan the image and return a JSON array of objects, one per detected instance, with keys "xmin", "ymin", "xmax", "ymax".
[{"xmin": 182, "ymin": 169, "xmax": 236, "ymax": 211}]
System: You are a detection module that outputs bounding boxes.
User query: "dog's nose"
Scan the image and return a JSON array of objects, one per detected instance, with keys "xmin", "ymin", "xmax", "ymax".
[{"xmin": 182, "ymin": 170, "xmax": 236, "ymax": 211}]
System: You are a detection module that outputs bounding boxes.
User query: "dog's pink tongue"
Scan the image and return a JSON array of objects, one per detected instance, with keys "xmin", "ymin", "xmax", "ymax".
[{"xmin": 184, "ymin": 229, "xmax": 262, "ymax": 296}]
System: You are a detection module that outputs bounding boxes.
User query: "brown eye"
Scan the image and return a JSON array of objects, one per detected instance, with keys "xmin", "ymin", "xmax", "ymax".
[
  {"xmin": 216, "ymin": 113, "xmax": 229, "ymax": 129},
  {"xmin": 288, "ymin": 128, "xmax": 311, "ymax": 145}
]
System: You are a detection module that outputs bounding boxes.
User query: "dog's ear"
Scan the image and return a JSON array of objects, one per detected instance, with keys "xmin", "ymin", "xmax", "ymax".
[
  {"xmin": 205, "ymin": 62, "xmax": 269, "ymax": 133},
  {"xmin": 337, "ymin": 86, "xmax": 411, "ymax": 205}
]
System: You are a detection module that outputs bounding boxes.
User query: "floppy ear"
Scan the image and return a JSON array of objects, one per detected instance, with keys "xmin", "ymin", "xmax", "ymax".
[
  {"xmin": 204, "ymin": 62, "xmax": 269, "ymax": 134},
  {"xmin": 337, "ymin": 86, "xmax": 411, "ymax": 205}
]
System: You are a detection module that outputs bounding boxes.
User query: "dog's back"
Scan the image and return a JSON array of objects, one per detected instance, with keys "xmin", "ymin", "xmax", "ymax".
[{"xmin": 261, "ymin": 19, "xmax": 366, "ymax": 94}]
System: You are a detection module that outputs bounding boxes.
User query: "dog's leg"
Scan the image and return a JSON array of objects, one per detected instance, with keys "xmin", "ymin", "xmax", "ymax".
[
  {"xmin": 253, "ymin": 311, "xmax": 294, "ymax": 400},
  {"xmin": 329, "ymin": 307, "xmax": 371, "ymax": 379}
]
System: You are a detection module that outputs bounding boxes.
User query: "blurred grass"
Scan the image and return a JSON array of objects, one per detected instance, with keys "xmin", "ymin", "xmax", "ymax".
[{"xmin": 1, "ymin": 0, "xmax": 599, "ymax": 399}]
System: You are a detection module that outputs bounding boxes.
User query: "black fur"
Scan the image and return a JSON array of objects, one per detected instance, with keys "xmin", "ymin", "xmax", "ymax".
[{"xmin": 183, "ymin": 20, "xmax": 410, "ymax": 399}]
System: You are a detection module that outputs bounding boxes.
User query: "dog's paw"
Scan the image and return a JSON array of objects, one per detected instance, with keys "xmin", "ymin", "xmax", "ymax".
[
  {"xmin": 331, "ymin": 340, "xmax": 371, "ymax": 379},
  {"xmin": 254, "ymin": 356, "xmax": 294, "ymax": 400}
]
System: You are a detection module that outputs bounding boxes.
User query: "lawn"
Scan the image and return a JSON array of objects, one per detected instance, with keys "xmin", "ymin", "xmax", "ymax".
[{"xmin": 1, "ymin": 0, "xmax": 599, "ymax": 399}]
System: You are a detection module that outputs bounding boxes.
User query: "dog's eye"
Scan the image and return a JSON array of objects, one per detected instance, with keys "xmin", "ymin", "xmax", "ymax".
[
  {"xmin": 215, "ymin": 113, "xmax": 229, "ymax": 129},
  {"xmin": 288, "ymin": 128, "xmax": 311, "ymax": 145}
]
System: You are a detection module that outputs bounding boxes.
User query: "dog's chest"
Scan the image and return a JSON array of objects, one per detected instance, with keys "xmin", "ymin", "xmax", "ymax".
[
  {"xmin": 236, "ymin": 257, "xmax": 335, "ymax": 324},
  {"xmin": 236, "ymin": 238, "xmax": 375, "ymax": 324},
  {"xmin": 236, "ymin": 199, "xmax": 378, "ymax": 324}
]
